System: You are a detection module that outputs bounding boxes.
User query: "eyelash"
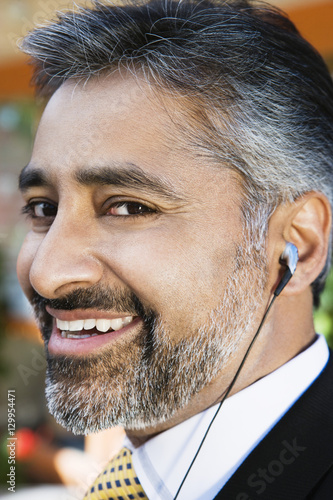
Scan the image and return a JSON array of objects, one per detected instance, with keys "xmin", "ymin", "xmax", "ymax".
[
  {"xmin": 106, "ymin": 201, "xmax": 157, "ymax": 217},
  {"xmin": 21, "ymin": 200, "xmax": 158, "ymax": 220},
  {"xmin": 21, "ymin": 201, "xmax": 57, "ymax": 220}
]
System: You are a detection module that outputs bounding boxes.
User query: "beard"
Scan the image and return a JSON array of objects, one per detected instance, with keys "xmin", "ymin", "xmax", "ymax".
[{"xmin": 31, "ymin": 241, "xmax": 267, "ymax": 435}]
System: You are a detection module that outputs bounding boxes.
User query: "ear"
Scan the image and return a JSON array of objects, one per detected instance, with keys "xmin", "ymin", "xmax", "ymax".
[{"xmin": 269, "ymin": 192, "xmax": 331, "ymax": 296}]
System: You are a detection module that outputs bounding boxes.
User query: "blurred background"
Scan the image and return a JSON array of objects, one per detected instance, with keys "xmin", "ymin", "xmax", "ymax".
[{"xmin": 0, "ymin": 0, "xmax": 332, "ymax": 498}]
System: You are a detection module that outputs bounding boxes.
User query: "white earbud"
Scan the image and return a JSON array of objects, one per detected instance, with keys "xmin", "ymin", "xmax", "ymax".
[
  {"xmin": 275, "ymin": 242, "xmax": 299, "ymax": 296},
  {"xmin": 280, "ymin": 242, "xmax": 299, "ymax": 275}
]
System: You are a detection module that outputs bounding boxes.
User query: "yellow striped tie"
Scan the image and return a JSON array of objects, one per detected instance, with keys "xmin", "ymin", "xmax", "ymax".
[{"xmin": 83, "ymin": 447, "xmax": 148, "ymax": 499}]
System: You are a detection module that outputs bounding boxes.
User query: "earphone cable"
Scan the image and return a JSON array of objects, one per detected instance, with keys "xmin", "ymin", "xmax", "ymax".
[{"xmin": 173, "ymin": 293, "xmax": 277, "ymax": 500}]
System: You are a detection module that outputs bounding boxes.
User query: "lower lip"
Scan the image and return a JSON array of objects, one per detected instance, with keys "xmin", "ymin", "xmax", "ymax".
[{"xmin": 47, "ymin": 317, "xmax": 142, "ymax": 356}]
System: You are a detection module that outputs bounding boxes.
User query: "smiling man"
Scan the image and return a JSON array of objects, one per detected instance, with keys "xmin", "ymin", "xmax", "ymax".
[{"xmin": 17, "ymin": 1, "xmax": 333, "ymax": 499}]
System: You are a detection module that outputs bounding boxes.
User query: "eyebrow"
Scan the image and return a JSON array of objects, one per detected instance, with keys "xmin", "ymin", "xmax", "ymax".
[
  {"xmin": 76, "ymin": 164, "xmax": 184, "ymax": 201},
  {"xmin": 19, "ymin": 166, "xmax": 50, "ymax": 192},
  {"xmin": 19, "ymin": 162, "xmax": 184, "ymax": 202}
]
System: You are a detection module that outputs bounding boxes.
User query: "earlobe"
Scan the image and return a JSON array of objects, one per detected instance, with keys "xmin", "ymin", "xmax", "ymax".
[{"xmin": 282, "ymin": 192, "xmax": 332, "ymax": 295}]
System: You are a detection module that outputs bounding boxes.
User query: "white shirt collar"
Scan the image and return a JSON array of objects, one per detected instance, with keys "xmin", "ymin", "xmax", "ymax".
[{"xmin": 126, "ymin": 335, "xmax": 329, "ymax": 500}]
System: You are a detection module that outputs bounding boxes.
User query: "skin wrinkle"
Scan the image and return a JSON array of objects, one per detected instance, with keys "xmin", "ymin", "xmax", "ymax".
[
  {"xmin": 19, "ymin": 163, "xmax": 187, "ymax": 205},
  {"xmin": 16, "ymin": 0, "xmax": 333, "ymax": 446},
  {"xmin": 17, "ymin": 74, "xmax": 273, "ymax": 438},
  {"xmin": 41, "ymin": 240, "xmax": 268, "ymax": 435}
]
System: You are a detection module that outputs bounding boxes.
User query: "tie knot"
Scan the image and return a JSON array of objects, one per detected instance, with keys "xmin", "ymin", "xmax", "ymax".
[{"xmin": 83, "ymin": 447, "xmax": 148, "ymax": 499}]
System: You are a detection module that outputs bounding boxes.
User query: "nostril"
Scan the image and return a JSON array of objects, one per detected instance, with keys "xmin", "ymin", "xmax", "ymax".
[
  {"xmin": 17, "ymin": 214, "xmax": 104, "ymax": 304},
  {"xmin": 28, "ymin": 248, "xmax": 104, "ymax": 301}
]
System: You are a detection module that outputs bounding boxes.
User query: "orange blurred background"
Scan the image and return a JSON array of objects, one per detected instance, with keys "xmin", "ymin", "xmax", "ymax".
[{"xmin": 0, "ymin": 0, "xmax": 332, "ymax": 498}]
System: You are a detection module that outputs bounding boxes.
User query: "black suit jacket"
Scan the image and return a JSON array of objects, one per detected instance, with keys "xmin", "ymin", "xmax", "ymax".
[{"xmin": 214, "ymin": 351, "xmax": 333, "ymax": 500}]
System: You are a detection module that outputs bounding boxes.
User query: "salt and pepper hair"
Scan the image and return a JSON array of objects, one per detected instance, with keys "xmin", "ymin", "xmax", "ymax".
[{"xmin": 21, "ymin": 0, "xmax": 333, "ymax": 305}]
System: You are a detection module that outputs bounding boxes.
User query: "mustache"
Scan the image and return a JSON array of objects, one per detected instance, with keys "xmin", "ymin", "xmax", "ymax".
[
  {"xmin": 30, "ymin": 285, "xmax": 153, "ymax": 323},
  {"xmin": 30, "ymin": 286, "xmax": 157, "ymax": 358}
]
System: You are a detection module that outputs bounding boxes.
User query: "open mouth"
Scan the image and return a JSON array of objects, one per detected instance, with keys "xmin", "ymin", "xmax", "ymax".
[
  {"xmin": 56, "ymin": 316, "xmax": 134, "ymax": 339},
  {"xmin": 47, "ymin": 309, "xmax": 142, "ymax": 355}
]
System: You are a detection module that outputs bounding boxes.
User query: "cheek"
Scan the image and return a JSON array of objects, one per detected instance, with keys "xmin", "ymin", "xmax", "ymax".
[
  {"xmin": 98, "ymin": 225, "xmax": 237, "ymax": 326},
  {"xmin": 16, "ymin": 233, "xmax": 39, "ymax": 299}
]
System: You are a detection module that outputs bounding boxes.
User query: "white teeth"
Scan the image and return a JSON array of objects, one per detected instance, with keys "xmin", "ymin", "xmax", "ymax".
[
  {"xmin": 68, "ymin": 320, "xmax": 84, "ymax": 331},
  {"xmin": 61, "ymin": 331, "xmax": 99, "ymax": 339},
  {"xmin": 110, "ymin": 318, "xmax": 123, "ymax": 331},
  {"xmin": 56, "ymin": 316, "xmax": 134, "ymax": 336},
  {"xmin": 123, "ymin": 316, "xmax": 133, "ymax": 326},
  {"xmin": 57, "ymin": 319, "xmax": 69, "ymax": 331},
  {"xmin": 83, "ymin": 319, "xmax": 96, "ymax": 330},
  {"xmin": 96, "ymin": 319, "xmax": 112, "ymax": 333}
]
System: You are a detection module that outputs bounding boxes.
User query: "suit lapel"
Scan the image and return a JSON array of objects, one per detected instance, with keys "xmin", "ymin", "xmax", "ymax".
[{"xmin": 214, "ymin": 351, "xmax": 333, "ymax": 500}]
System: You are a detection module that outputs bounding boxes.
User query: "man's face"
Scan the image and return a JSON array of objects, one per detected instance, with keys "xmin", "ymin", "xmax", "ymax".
[{"xmin": 17, "ymin": 74, "xmax": 267, "ymax": 434}]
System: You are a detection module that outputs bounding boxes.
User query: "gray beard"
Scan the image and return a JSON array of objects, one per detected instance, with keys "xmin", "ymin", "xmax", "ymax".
[{"xmin": 44, "ymin": 243, "xmax": 267, "ymax": 435}]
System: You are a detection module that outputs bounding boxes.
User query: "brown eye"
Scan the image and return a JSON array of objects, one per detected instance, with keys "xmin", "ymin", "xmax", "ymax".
[
  {"xmin": 107, "ymin": 202, "xmax": 155, "ymax": 216},
  {"xmin": 22, "ymin": 201, "xmax": 57, "ymax": 219},
  {"xmin": 34, "ymin": 202, "xmax": 57, "ymax": 217}
]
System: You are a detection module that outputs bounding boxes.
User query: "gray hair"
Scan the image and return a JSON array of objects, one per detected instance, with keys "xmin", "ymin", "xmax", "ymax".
[{"xmin": 21, "ymin": 0, "xmax": 333, "ymax": 305}]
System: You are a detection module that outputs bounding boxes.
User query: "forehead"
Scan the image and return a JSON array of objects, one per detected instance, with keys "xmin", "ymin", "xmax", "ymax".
[
  {"xmin": 25, "ymin": 72, "xmax": 242, "ymax": 202},
  {"xmin": 33, "ymin": 73, "xmax": 185, "ymax": 168}
]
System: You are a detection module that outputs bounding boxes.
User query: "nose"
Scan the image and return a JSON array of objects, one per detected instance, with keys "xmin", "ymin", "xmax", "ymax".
[{"xmin": 27, "ymin": 213, "xmax": 103, "ymax": 300}]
